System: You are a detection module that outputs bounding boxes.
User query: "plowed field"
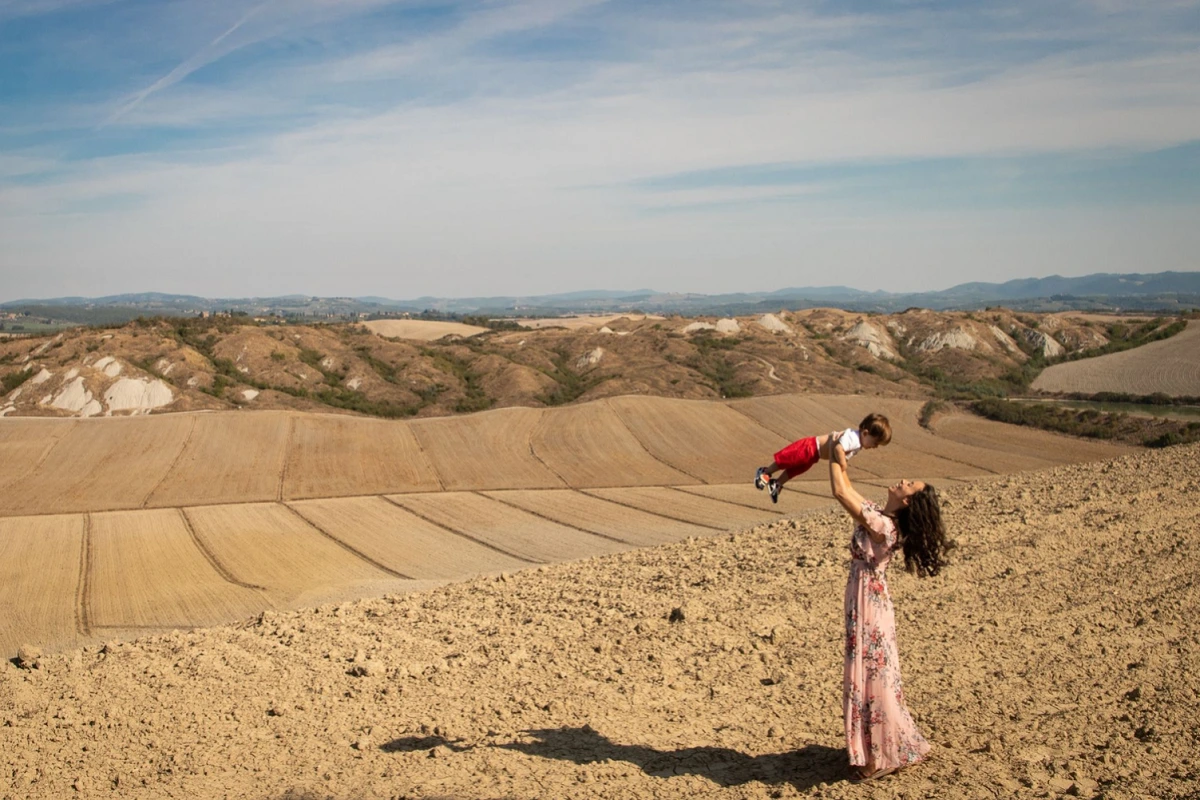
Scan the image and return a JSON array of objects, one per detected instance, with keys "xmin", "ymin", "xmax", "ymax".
[
  {"xmin": 289, "ymin": 496, "xmax": 529, "ymax": 578},
  {"xmin": 608, "ymin": 396, "xmax": 781, "ymax": 484},
  {"xmin": 145, "ymin": 412, "xmax": 292, "ymax": 507},
  {"xmin": 0, "ymin": 514, "xmax": 83, "ymax": 657},
  {"xmin": 481, "ymin": 489, "xmax": 712, "ymax": 546},
  {"xmin": 584, "ymin": 486, "xmax": 780, "ymax": 530},
  {"xmin": 86, "ymin": 509, "xmax": 267, "ymax": 630},
  {"xmin": 183, "ymin": 503, "xmax": 401, "ymax": 605},
  {"xmin": 386, "ymin": 492, "xmax": 631, "ymax": 563},
  {"xmin": 362, "ymin": 319, "xmax": 490, "ymax": 340},
  {"xmin": 410, "ymin": 407, "xmax": 564, "ymax": 490},
  {"xmin": 282, "ymin": 414, "xmax": 440, "ymax": 499},
  {"xmin": 1, "ymin": 415, "xmax": 195, "ymax": 515},
  {"xmin": 0, "ymin": 418, "xmax": 75, "ymax": 491},
  {"xmin": 0, "ymin": 394, "xmax": 1134, "ymax": 658},
  {"xmin": 4, "ymin": 444, "xmax": 1196, "ymax": 800},
  {"xmin": 1032, "ymin": 320, "xmax": 1200, "ymax": 396},
  {"xmin": 531, "ymin": 401, "xmax": 696, "ymax": 487}
]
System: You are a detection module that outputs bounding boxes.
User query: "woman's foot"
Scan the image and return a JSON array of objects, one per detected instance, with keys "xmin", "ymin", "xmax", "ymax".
[
  {"xmin": 850, "ymin": 765, "xmax": 897, "ymax": 783},
  {"xmin": 768, "ymin": 478, "xmax": 781, "ymax": 503}
]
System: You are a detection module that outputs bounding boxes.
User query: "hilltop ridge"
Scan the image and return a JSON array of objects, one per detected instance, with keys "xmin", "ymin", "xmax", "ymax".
[{"xmin": 0, "ymin": 308, "xmax": 1136, "ymax": 421}]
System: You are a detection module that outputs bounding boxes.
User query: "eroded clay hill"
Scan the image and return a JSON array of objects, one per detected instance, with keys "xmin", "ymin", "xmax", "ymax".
[
  {"xmin": 0, "ymin": 394, "xmax": 1129, "ymax": 660},
  {"xmin": 0, "ymin": 309, "xmax": 1138, "ymax": 420},
  {"xmin": 3, "ymin": 443, "xmax": 1196, "ymax": 799}
]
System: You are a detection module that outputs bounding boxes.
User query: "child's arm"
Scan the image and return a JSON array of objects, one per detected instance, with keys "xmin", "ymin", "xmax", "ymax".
[{"xmin": 829, "ymin": 442, "xmax": 870, "ymax": 527}]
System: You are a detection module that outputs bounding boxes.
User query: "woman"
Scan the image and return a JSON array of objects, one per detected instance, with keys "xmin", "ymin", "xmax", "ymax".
[{"xmin": 828, "ymin": 441, "xmax": 949, "ymax": 781}]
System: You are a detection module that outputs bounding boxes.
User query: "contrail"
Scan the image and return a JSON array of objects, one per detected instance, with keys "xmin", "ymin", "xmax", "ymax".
[{"xmin": 100, "ymin": 0, "xmax": 272, "ymax": 128}]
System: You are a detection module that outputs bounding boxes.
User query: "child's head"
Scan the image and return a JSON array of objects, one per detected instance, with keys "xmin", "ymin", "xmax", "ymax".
[{"xmin": 859, "ymin": 413, "xmax": 891, "ymax": 449}]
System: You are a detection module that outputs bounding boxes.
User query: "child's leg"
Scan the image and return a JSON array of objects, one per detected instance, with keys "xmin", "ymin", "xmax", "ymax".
[
  {"xmin": 772, "ymin": 437, "xmax": 820, "ymax": 486},
  {"xmin": 763, "ymin": 437, "xmax": 820, "ymax": 501},
  {"xmin": 754, "ymin": 461, "xmax": 780, "ymax": 490}
]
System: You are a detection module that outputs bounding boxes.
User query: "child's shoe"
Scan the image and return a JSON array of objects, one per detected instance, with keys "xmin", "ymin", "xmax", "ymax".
[
  {"xmin": 768, "ymin": 478, "xmax": 781, "ymax": 504},
  {"xmin": 754, "ymin": 467, "xmax": 770, "ymax": 490}
]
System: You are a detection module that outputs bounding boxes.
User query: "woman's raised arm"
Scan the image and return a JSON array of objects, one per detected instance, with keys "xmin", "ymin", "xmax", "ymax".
[{"xmin": 829, "ymin": 440, "xmax": 868, "ymax": 526}]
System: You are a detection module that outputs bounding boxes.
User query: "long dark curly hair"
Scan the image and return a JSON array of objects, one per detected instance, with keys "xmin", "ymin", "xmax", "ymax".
[{"xmin": 893, "ymin": 484, "xmax": 950, "ymax": 578}]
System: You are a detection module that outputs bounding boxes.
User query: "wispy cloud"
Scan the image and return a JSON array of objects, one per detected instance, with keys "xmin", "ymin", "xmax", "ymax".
[
  {"xmin": 101, "ymin": 0, "xmax": 274, "ymax": 127},
  {"xmin": 2, "ymin": 1, "xmax": 1200, "ymax": 300}
]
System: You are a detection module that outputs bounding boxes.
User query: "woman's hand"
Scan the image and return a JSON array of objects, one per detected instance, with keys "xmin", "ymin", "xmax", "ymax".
[{"xmin": 829, "ymin": 442, "xmax": 868, "ymax": 527}]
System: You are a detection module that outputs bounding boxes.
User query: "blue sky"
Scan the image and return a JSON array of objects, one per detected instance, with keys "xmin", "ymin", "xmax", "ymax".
[{"xmin": 2, "ymin": 0, "xmax": 1199, "ymax": 301}]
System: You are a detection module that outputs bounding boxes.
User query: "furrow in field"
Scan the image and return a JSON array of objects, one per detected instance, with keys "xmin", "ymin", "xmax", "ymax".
[
  {"xmin": 530, "ymin": 401, "xmax": 696, "ymax": 488},
  {"xmin": 0, "ymin": 514, "xmax": 85, "ymax": 658},
  {"xmin": 144, "ymin": 412, "xmax": 292, "ymax": 508},
  {"xmin": 0, "ymin": 415, "xmax": 195, "ymax": 516},
  {"xmin": 674, "ymin": 483, "xmax": 836, "ymax": 514},
  {"xmin": 583, "ymin": 486, "xmax": 780, "ymax": 530},
  {"xmin": 607, "ymin": 396, "xmax": 781, "ymax": 484},
  {"xmin": 184, "ymin": 503, "xmax": 402, "ymax": 606},
  {"xmin": 410, "ymin": 407, "xmax": 565, "ymax": 491},
  {"xmin": 281, "ymin": 415, "xmax": 441, "ymax": 500},
  {"xmin": 0, "ymin": 418, "xmax": 75, "ymax": 492},
  {"xmin": 87, "ymin": 509, "xmax": 267, "ymax": 629},
  {"xmin": 291, "ymin": 496, "xmax": 528, "ymax": 579},
  {"xmin": 481, "ymin": 489, "xmax": 713, "ymax": 547},
  {"xmin": 386, "ymin": 492, "xmax": 629, "ymax": 563}
]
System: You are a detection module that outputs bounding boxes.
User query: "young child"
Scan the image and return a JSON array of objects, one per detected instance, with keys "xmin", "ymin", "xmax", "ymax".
[{"xmin": 755, "ymin": 413, "xmax": 891, "ymax": 503}]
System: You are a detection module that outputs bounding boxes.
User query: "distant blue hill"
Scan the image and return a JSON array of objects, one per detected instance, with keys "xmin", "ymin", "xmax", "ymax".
[{"xmin": 2, "ymin": 271, "xmax": 1197, "ymax": 323}]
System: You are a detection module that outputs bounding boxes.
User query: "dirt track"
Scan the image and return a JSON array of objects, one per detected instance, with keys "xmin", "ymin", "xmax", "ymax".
[{"xmin": 2, "ymin": 443, "xmax": 1196, "ymax": 799}]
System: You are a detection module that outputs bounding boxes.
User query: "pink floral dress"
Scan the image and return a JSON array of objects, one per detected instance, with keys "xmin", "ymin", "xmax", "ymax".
[{"xmin": 843, "ymin": 501, "xmax": 930, "ymax": 771}]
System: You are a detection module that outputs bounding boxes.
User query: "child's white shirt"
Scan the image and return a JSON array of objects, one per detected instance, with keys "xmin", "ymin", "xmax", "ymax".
[{"xmin": 837, "ymin": 428, "xmax": 863, "ymax": 458}]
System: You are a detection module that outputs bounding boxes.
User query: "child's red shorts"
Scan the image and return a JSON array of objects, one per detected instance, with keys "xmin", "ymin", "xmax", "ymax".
[{"xmin": 774, "ymin": 436, "xmax": 819, "ymax": 479}]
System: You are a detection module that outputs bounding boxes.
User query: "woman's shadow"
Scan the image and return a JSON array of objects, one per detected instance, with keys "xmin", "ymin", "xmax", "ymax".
[{"xmin": 382, "ymin": 725, "xmax": 847, "ymax": 791}]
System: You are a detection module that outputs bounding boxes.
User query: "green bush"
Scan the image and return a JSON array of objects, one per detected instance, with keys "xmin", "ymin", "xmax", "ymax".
[
  {"xmin": 2, "ymin": 368, "xmax": 33, "ymax": 395},
  {"xmin": 919, "ymin": 400, "xmax": 946, "ymax": 429},
  {"xmin": 970, "ymin": 398, "xmax": 1116, "ymax": 439},
  {"xmin": 539, "ymin": 347, "xmax": 611, "ymax": 406}
]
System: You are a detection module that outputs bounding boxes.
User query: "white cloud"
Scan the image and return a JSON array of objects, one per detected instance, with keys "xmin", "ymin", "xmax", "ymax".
[{"xmin": 3, "ymin": 1, "xmax": 1200, "ymax": 299}]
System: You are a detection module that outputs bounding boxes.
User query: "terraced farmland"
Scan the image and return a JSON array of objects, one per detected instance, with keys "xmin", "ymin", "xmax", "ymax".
[{"xmin": 0, "ymin": 394, "xmax": 1133, "ymax": 657}]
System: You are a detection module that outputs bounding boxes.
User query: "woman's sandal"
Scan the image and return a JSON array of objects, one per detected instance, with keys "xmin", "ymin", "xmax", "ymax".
[{"xmin": 850, "ymin": 765, "xmax": 898, "ymax": 783}]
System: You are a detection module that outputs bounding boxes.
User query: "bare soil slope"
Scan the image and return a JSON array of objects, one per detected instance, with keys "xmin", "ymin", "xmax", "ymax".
[
  {"xmin": 0, "ymin": 397, "xmax": 1129, "ymax": 516},
  {"xmin": 0, "ymin": 395, "xmax": 1132, "ymax": 660},
  {"xmin": 3, "ymin": 443, "xmax": 1196, "ymax": 799},
  {"xmin": 1032, "ymin": 320, "xmax": 1200, "ymax": 396}
]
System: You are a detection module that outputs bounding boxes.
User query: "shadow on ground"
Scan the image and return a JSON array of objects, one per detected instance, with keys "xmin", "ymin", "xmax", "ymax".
[{"xmin": 380, "ymin": 726, "xmax": 848, "ymax": 791}]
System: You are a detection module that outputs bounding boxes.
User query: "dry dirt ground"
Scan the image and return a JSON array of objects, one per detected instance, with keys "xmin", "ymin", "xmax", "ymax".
[
  {"xmin": 0, "ymin": 395, "xmax": 1129, "ymax": 659},
  {"xmin": 2, "ymin": 442, "xmax": 1196, "ymax": 800},
  {"xmin": 1032, "ymin": 321, "xmax": 1200, "ymax": 397}
]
